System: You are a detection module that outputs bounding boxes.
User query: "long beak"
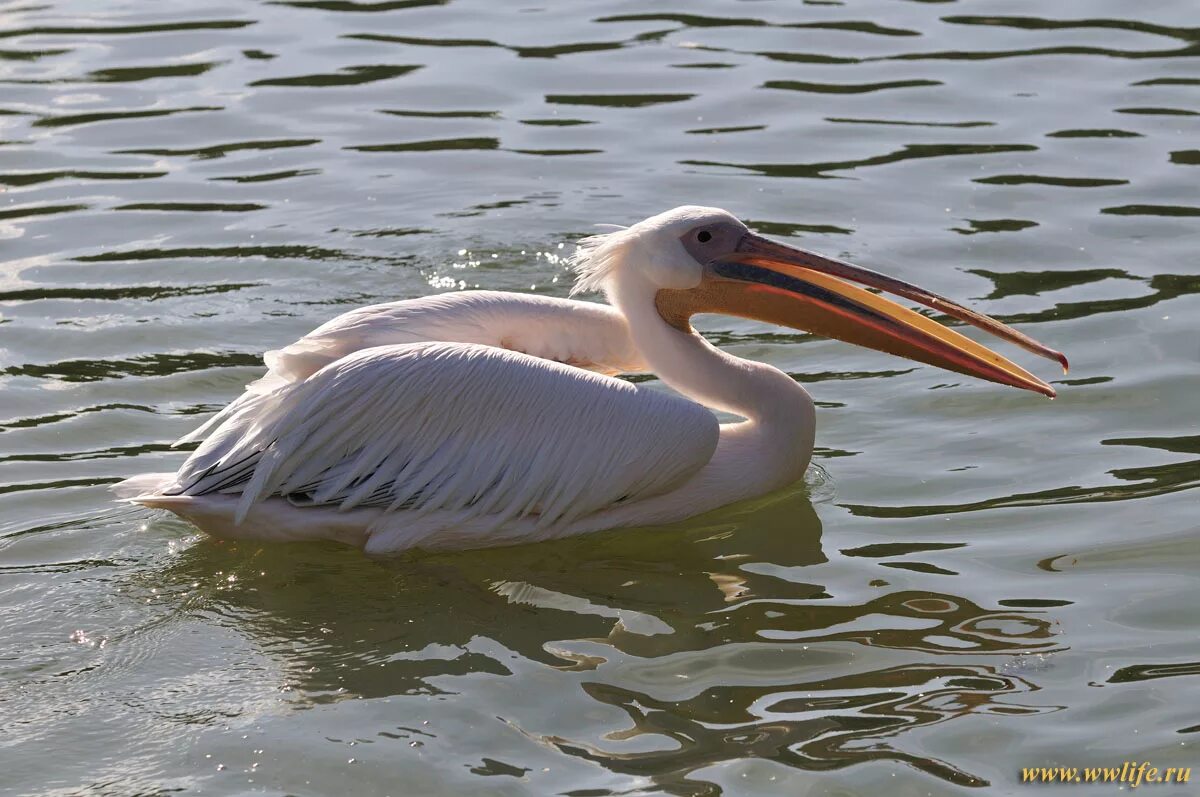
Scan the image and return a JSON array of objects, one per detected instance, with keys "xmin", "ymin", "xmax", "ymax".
[{"xmin": 660, "ymin": 232, "xmax": 1067, "ymax": 397}]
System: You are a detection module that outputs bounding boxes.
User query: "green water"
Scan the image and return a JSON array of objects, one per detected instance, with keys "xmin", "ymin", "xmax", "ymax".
[{"xmin": 1, "ymin": 1, "xmax": 1198, "ymax": 794}]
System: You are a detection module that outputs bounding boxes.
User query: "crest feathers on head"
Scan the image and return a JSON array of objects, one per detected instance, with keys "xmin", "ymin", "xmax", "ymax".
[{"xmin": 568, "ymin": 224, "xmax": 632, "ymax": 296}]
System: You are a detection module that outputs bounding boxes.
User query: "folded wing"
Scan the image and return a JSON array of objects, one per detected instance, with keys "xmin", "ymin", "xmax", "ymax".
[{"xmin": 170, "ymin": 342, "xmax": 718, "ymax": 531}]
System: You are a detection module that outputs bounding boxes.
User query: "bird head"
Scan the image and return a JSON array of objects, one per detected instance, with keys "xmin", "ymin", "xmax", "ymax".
[{"xmin": 571, "ymin": 205, "xmax": 1066, "ymax": 397}]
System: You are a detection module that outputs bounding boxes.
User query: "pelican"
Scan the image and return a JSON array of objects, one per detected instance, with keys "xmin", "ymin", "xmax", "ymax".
[{"xmin": 116, "ymin": 206, "xmax": 1066, "ymax": 554}]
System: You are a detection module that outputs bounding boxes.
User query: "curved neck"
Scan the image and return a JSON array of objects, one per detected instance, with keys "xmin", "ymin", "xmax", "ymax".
[{"xmin": 608, "ymin": 276, "xmax": 815, "ymax": 449}]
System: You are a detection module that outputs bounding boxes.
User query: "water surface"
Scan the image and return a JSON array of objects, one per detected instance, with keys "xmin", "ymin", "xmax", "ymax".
[{"xmin": 1, "ymin": 0, "xmax": 1198, "ymax": 794}]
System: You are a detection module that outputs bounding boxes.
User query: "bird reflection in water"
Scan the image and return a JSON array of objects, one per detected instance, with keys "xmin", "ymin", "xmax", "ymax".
[{"xmin": 142, "ymin": 486, "xmax": 1064, "ymax": 793}]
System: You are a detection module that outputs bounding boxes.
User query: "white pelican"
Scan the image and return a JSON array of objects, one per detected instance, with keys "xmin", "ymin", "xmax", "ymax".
[{"xmin": 116, "ymin": 206, "xmax": 1066, "ymax": 554}]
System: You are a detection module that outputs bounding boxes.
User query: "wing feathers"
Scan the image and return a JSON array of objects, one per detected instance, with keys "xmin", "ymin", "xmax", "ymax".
[{"xmin": 174, "ymin": 341, "xmax": 717, "ymax": 531}]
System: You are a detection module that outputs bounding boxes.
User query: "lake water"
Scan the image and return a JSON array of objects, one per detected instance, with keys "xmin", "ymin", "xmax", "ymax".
[{"xmin": 1, "ymin": 0, "xmax": 1198, "ymax": 794}]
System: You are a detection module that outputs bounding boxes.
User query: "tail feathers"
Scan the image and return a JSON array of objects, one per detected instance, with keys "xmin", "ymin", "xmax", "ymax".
[{"xmin": 112, "ymin": 472, "xmax": 178, "ymax": 501}]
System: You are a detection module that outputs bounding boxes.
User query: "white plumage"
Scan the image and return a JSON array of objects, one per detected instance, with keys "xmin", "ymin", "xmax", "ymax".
[
  {"xmin": 174, "ymin": 290, "xmax": 648, "ymax": 447},
  {"xmin": 117, "ymin": 206, "xmax": 1062, "ymax": 554},
  {"xmin": 173, "ymin": 341, "xmax": 716, "ymax": 531}
]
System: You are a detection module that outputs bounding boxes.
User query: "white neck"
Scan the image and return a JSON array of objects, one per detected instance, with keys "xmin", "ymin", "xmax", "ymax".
[{"xmin": 607, "ymin": 276, "xmax": 816, "ymax": 487}]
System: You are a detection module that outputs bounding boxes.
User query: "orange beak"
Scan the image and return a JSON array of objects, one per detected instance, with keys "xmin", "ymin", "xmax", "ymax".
[{"xmin": 657, "ymin": 232, "xmax": 1067, "ymax": 397}]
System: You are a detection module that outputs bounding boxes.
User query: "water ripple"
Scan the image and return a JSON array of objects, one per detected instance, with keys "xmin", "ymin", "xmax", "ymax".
[
  {"xmin": 112, "ymin": 138, "xmax": 321, "ymax": 160},
  {"xmin": 683, "ymin": 143, "xmax": 1040, "ymax": 179},
  {"xmin": 33, "ymin": 105, "xmax": 221, "ymax": 128}
]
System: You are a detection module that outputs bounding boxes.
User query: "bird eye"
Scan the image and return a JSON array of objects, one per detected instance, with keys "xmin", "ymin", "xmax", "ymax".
[{"xmin": 697, "ymin": 230, "xmax": 712, "ymax": 243}]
